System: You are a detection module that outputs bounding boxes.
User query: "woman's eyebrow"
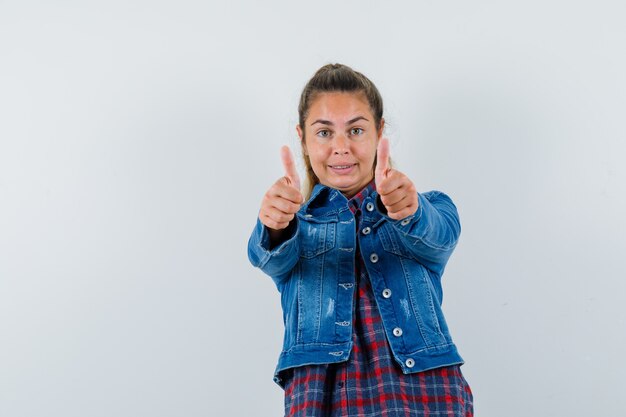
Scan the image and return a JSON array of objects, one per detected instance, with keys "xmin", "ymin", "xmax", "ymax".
[
  {"xmin": 310, "ymin": 116, "xmax": 370, "ymax": 126},
  {"xmin": 310, "ymin": 119, "xmax": 333, "ymax": 126},
  {"xmin": 347, "ymin": 116, "xmax": 369, "ymax": 124}
]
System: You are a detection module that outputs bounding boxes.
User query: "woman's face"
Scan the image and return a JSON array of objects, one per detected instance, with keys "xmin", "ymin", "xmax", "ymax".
[{"xmin": 297, "ymin": 92, "xmax": 383, "ymax": 198}]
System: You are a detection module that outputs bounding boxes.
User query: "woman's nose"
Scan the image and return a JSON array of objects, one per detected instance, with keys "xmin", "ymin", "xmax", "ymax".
[{"xmin": 332, "ymin": 134, "xmax": 349, "ymax": 154}]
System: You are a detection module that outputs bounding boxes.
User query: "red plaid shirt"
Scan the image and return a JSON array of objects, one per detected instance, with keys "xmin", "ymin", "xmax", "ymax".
[{"xmin": 280, "ymin": 181, "xmax": 473, "ymax": 417}]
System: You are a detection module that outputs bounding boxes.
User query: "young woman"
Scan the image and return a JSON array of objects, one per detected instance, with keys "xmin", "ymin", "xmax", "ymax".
[{"xmin": 248, "ymin": 64, "xmax": 473, "ymax": 417}]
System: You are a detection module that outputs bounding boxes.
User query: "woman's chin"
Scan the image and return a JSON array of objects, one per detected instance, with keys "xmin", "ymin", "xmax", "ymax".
[
  {"xmin": 333, "ymin": 182, "xmax": 365, "ymax": 198},
  {"xmin": 318, "ymin": 173, "xmax": 372, "ymax": 196}
]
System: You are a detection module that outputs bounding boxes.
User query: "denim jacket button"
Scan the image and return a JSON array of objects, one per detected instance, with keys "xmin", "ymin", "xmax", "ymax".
[
  {"xmin": 405, "ymin": 358, "xmax": 415, "ymax": 368},
  {"xmin": 362, "ymin": 227, "xmax": 371, "ymax": 235},
  {"xmin": 400, "ymin": 218, "xmax": 411, "ymax": 226},
  {"xmin": 393, "ymin": 327, "xmax": 403, "ymax": 337},
  {"xmin": 366, "ymin": 202, "xmax": 375, "ymax": 212},
  {"xmin": 369, "ymin": 253, "xmax": 379, "ymax": 263},
  {"xmin": 382, "ymin": 289, "xmax": 392, "ymax": 298}
]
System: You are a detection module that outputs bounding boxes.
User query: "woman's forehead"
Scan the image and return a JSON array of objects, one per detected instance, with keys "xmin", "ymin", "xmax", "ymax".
[{"xmin": 306, "ymin": 92, "xmax": 373, "ymax": 125}]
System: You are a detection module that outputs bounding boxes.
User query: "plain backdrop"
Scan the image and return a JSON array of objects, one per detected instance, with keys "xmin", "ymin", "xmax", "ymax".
[{"xmin": 1, "ymin": 1, "xmax": 625, "ymax": 416}]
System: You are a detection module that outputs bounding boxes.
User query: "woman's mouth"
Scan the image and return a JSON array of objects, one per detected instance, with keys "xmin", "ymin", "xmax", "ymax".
[{"xmin": 329, "ymin": 164, "xmax": 356, "ymax": 174}]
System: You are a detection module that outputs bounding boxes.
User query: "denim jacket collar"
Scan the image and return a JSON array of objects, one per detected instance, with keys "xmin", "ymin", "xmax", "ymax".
[
  {"xmin": 298, "ymin": 184, "xmax": 349, "ymax": 221},
  {"xmin": 301, "ymin": 181, "xmax": 377, "ymax": 219}
]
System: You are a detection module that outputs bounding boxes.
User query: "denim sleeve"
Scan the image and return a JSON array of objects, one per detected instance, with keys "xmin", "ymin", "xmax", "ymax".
[
  {"xmin": 377, "ymin": 191, "xmax": 461, "ymax": 274},
  {"xmin": 247, "ymin": 217, "xmax": 301, "ymax": 286}
]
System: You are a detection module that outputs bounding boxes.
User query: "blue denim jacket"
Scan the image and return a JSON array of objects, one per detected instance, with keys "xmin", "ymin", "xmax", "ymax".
[{"xmin": 247, "ymin": 184, "xmax": 464, "ymax": 385}]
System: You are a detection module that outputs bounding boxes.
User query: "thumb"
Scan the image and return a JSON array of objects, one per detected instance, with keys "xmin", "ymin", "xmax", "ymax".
[
  {"xmin": 375, "ymin": 137, "xmax": 390, "ymax": 185},
  {"xmin": 280, "ymin": 145, "xmax": 301, "ymax": 191}
]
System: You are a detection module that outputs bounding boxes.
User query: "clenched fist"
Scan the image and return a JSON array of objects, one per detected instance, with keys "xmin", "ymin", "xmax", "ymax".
[{"xmin": 375, "ymin": 138, "xmax": 419, "ymax": 220}]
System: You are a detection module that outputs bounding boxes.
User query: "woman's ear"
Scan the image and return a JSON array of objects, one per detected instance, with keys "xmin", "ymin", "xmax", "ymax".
[
  {"xmin": 378, "ymin": 118, "xmax": 385, "ymax": 138},
  {"xmin": 296, "ymin": 125, "xmax": 308, "ymax": 155}
]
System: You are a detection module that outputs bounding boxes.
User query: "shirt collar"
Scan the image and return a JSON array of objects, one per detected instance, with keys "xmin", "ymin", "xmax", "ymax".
[{"xmin": 348, "ymin": 180, "xmax": 376, "ymax": 214}]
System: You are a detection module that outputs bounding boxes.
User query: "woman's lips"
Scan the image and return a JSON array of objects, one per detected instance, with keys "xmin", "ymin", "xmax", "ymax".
[{"xmin": 329, "ymin": 163, "xmax": 356, "ymax": 174}]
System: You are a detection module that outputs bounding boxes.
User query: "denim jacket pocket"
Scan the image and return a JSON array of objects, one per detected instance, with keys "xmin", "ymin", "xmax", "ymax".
[
  {"xmin": 379, "ymin": 223, "xmax": 412, "ymax": 259},
  {"xmin": 299, "ymin": 221, "xmax": 337, "ymax": 259}
]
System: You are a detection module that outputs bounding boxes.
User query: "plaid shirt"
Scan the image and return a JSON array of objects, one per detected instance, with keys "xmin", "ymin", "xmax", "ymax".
[{"xmin": 281, "ymin": 181, "xmax": 473, "ymax": 417}]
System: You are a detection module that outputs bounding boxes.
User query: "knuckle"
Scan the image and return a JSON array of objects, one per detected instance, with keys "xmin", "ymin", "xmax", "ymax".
[
  {"xmin": 276, "ymin": 220, "xmax": 288, "ymax": 229},
  {"xmin": 280, "ymin": 213, "xmax": 294, "ymax": 222}
]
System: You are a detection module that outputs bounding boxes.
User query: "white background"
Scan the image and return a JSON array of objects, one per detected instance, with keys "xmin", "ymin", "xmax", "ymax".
[{"xmin": 1, "ymin": 1, "xmax": 625, "ymax": 416}]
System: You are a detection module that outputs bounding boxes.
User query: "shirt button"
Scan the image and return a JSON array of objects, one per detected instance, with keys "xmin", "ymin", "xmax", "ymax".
[
  {"xmin": 362, "ymin": 227, "xmax": 371, "ymax": 235},
  {"xmin": 369, "ymin": 253, "xmax": 379, "ymax": 263},
  {"xmin": 393, "ymin": 327, "xmax": 403, "ymax": 337},
  {"xmin": 382, "ymin": 289, "xmax": 392, "ymax": 298},
  {"xmin": 405, "ymin": 358, "xmax": 415, "ymax": 368},
  {"xmin": 366, "ymin": 202, "xmax": 375, "ymax": 212},
  {"xmin": 400, "ymin": 218, "xmax": 411, "ymax": 226}
]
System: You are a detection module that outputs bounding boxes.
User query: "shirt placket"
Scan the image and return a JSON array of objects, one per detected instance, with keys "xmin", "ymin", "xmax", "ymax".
[{"xmin": 343, "ymin": 199, "xmax": 364, "ymax": 415}]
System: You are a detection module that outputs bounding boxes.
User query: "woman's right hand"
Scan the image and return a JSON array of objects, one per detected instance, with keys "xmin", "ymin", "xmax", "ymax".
[{"xmin": 259, "ymin": 146, "xmax": 304, "ymax": 241}]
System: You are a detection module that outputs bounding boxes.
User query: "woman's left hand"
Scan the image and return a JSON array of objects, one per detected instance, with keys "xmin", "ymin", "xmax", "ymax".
[{"xmin": 375, "ymin": 138, "xmax": 419, "ymax": 220}]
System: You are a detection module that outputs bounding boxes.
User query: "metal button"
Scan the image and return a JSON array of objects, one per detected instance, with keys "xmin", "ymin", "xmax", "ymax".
[
  {"xmin": 405, "ymin": 358, "xmax": 415, "ymax": 368},
  {"xmin": 369, "ymin": 253, "xmax": 379, "ymax": 263},
  {"xmin": 362, "ymin": 227, "xmax": 371, "ymax": 235},
  {"xmin": 366, "ymin": 202, "xmax": 375, "ymax": 212},
  {"xmin": 382, "ymin": 289, "xmax": 392, "ymax": 298},
  {"xmin": 400, "ymin": 218, "xmax": 411, "ymax": 226},
  {"xmin": 393, "ymin": 327, "xmax": 403, "ymax": 337}
]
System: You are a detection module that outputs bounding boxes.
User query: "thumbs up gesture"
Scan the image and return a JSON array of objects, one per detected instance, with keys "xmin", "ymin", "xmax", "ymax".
[
  {"xmin": 375, "ymin": 138, "xmax": 419, "ymax": 220},
  {"xmin": 259, "ymin": 146, "xmax": 304, "ymax": 234}
]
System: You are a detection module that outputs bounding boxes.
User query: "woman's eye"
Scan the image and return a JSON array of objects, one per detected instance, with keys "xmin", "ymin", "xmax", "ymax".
[
  {"xmin": 317, "ymin": 130, "xmax": 330, "ymax": 138},
  {"xmin": 350, "ymin": 128, "xmax": 363, "ymax": 135}
]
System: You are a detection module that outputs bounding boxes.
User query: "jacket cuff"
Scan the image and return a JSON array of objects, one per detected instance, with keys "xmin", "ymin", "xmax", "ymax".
[
  {"xmin": 250, "ymin": 217, "xmax": 299, "ymax": 268},
  {"xmin": 375, "ymin": 193, "xmax": 425, "ymax": 233},
  {"xmin": 259, "ymin": 217, "xmax": 299, "ymax": 253}
]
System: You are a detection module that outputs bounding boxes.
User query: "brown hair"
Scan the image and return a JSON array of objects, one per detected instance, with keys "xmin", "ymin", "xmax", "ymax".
[{"xmin": 298, "ymin": 64, "xmax": 385, "ymax": 199}]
